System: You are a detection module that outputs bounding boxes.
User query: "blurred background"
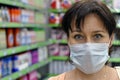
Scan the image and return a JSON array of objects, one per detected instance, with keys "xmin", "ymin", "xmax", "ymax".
[{"xmin": 0, "ymin": 0, "xmax": 120, "ymax": 80}]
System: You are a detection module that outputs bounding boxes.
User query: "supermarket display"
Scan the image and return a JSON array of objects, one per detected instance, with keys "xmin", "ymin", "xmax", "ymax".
[
  {"xmin": 49, "ymin": 61, "xmax": 74, "ymax": 74},
  {"xmin": 50, "ymin": 28, "xmax": 67, "ymax": 40},
  {"xmin": 2, "ymin": 56, "xmax": 12, "ymax": 77},
  {"xmin": 0, "ymin": 46, "xmax": 48, "ymax": 79},
  {"xmin": 50, "ymin": 0, "xmax": 72, "ymax": 9},
  {"xmin": 48, "ymin": 44, "xmax": 69, "ymax": 56},
  {"xmin": 31, "ymin": 49, "xmax": 39, "ymax": 64},
  {"xmin": 0, "ymin": 28, "xmax": 46, "ymax": 49},
  {"xmin": 17, "ymin": 70, "xmax": 38, "ymax": 80}
]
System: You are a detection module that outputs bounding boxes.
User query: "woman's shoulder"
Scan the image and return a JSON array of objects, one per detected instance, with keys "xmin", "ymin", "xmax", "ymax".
[
  {"xmin": 48, "ymin": 69, "xmax": 75, "ymax": 80},
  {"xmin": 114, "ymin": 66, "xmax": 120, "ymax": 79},
  {"xmin": 48, "ymin": 72, "xmax": 66, "ymax": 80}
]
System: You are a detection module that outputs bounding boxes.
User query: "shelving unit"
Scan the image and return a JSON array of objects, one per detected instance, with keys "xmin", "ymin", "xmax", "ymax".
[
  {"xmin": 49, "ymin": 9, "xmax": 67, "ymax": 13},
  {"xmin": 109, "ymin": 58, "xmax": 120, "ymax": 63},
  {"xmin": 112, "ymin": 40, "xmax": 120, "ymax": 46},
  {"xmin": 0, "ymin": 22, "xmax": 47, "ymax": 28},
  {"xmin": 1, "ymin": 58, "xmax": 52, "ymax": 80},
  {"xmin": 0, "ymin": 0, "xmax": 50, "ymax": 79},
  {"xmin": 49, "ymin": 24, "xmax": 61, "ymax": 28},
  {"xmin": 0, "ymin": 0, "xmax": 40, "ymax": 10},
  {"xmin": 0, "ymin": 41, "xmax": 51, "ymax": 58},
  {"xmin": 51, "ymin": 56, "xmax": 68, "ymax": 61},
  {"xmin": 49, "ymin": 39, "xmax": 67, "ymax": 44}
]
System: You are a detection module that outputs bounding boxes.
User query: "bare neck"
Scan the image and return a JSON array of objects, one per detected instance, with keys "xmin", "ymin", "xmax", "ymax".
[{"xmin": 74, "ymin": 65, "xmax": 109, "ymax": 80}]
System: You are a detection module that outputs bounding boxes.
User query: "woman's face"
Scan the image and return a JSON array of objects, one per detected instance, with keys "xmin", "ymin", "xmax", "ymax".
[{"xmin": 68, "ymin": 14, "xmax": 112, "ymax": 45}]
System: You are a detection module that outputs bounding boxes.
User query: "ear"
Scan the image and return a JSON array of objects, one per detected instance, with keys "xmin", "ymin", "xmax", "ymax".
[{"xmin": 109, "ymin": 33, "xmax": 114, "ymax": 48}]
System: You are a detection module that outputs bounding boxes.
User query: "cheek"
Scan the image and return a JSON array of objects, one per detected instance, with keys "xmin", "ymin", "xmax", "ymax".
[{"xmin": 68, "ymin": 36, "xmax": 77, "ymax": 44}]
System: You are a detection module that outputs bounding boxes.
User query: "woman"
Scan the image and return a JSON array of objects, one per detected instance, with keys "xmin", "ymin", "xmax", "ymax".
[{"xmin": 49, "ymin": 0, "xmax": 120, "ymax": 80}]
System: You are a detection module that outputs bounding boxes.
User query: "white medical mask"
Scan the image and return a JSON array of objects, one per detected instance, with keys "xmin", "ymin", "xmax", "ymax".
[{"xmin": 69, "ymin": 43, "xmax": 110, "ymax": 74}]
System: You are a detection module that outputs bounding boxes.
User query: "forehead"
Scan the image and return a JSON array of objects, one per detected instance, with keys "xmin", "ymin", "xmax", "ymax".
[{"xmin": 71, "ymin": 14, "xmax": 107, "ymax": 32}]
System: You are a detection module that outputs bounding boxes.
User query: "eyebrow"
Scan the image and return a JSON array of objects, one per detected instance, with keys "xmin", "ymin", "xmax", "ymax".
[{"xmin": 71, "ymin": 30, "xmax": 106, "ymax": 33}]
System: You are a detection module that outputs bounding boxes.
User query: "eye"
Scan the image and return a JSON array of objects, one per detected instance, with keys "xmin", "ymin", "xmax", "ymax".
[
  {"xmin": 74, "ymin": 34, "xmax": 84, "ymax": 40},
  {"xmin": 94, "ymin": 34, "xmax": 103, "ymax": 39}
]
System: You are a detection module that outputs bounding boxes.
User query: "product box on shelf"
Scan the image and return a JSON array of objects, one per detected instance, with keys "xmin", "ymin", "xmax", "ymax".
[
  {"xmin": 50, "ymin": 0, "xmax": 72, "ymax": 9},
  {"xmin": 49, "ymin": 13, "xmax": 59, "ymax": 24},
  {"xmin": 34, "ymin": 29, "xmax": 46, "ymax": 42},
  {"xmin": 113, "ymin": 0, "xmax": 120, "ymax": 9},
  {"xmin": 51, "ymin": 28, "xmax": 63, "ymax": 40},
  {"xmin": 7, "ymin": 57, "xmax": 12, "ymax": 75},
  {"xmin": 0, "ymin": 29, "xmax": 6, "ymax": 49},
  {"xmin": 28, "ymin": 30, "xmax": 36, "ymax": 44},
  {"xmin": 111, "ymin": 47, "xmax": 120, "ymax": 58},
  {"xmin": 2, "ymin": 58, "xmax": 8, "ymax": 77},
  {"xmin": 35, "ymin": 0, "xmax": 47, "ymax": 9},
  {"xmin": 30, "ymin": 49, "xmax": 39, "ymax": 64},
  {"xmin": 59, "ymin": 44, "xmax": 69, "ymax": 56},
  {"xmin": 1, "ymin": 7, "xmax": 10, "ymax": 22},
  {"xmin": 61, "ymin": 0, "xmax": 72, "ymax": 9},
  {"xmin": 50, "ymin": 0, "xmax": 61, "ymax": 9},
  {"xmin": 17, "ymin": 75, "xmax": 28, "ymax": 80},
  {"xmin": 2, "ymin": 57, "xmax": 12, "ymax": 77},
  {"xmin": 6, "ymin": 28, "xmax": 14, "ymax": 48},
  {"xmin": 43, "ymin": 47, "xmax": 48, "ymax": 60},
  {"xmin": 20, "ymin": 28, "xmax": 28, "ymax": 45},
  {"xmin": 9, "ymin": 8, "xmax": 21, "ymax": 22},
  {"xmin": 49, "ymin": 61, "xmax": 75, "ymax": 74},
  {"xmin": 21, "ymin": 9, "xmax": 35, "ymax": 23},
  {"xmin": 12, "ymin": 52, "xmax": 31, "ymax": 72},
  {"xmin": 35, "ymin": 12, "xmax": 47, "ymax": 24},
  {"xmin": 38, "ymin": 47, "xmax": 48, "ymax": 62},
  {"xmin": 49, "ymin": 13, "xmax": 64, "ymax": 24},
  {"xmin": 27, "ymin": 71, "xmax": 38, "ymax": 80},
  {"xmin": 14, "ymin": 28, "xmax": 21, "ymax": 46},
  {"xmin": 48, "ymin": 44, "xmax": 59, "ymax": 56}
]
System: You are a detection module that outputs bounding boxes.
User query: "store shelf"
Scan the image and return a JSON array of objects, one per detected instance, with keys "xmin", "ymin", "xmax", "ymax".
[
  {"xmin": 51, "ymin": 56, "xmax": 68, "ymax": 61},
  {"xmin": 0, "ymin": 22, "xmax": 47, "ymax": 28},
  {"xmin": 109, "ymin": 58, "xmax": 120, "ymax": 63},
  {"xmin": 0, "ymin": 41, "xmax": 51, "ymax": 58},
  {"xmin": 112, "ymin": 40, "xmax": 120, "ymax": 46},
  {"xmin": 0, "ymin": 0, "xmax": 39, "ymax": 10},
  {"xmin": 44, "ymin": 74, "xmax": 58, "ymax": 80},
  {"xmin": 49, "ymin": 24, "xmax": 61, "ymax": 27},
  {"xmin": 49, "ymin": 9, "xmax": 67, "ymax": 13},
  {"xmin": 1, "ymin": 58, "xmax": 52, "ymax": 80},
  {"xmin": 49, "ymin": 39, "xmax": 67, "ymax": 44}
]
